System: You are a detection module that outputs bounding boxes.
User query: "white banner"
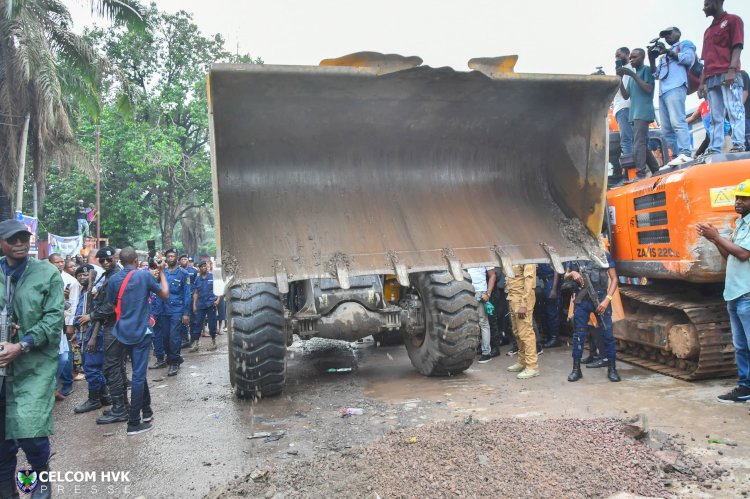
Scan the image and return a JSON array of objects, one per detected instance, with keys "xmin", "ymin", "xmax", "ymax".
[{"xmin": 48, "ymin": 233, "xmax": 82, "ymax": 257}]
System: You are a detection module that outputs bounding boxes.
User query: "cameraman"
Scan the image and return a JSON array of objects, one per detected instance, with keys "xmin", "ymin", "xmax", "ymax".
[{"xmin": 649, "ymin": 27, "xmax": 696, "ymax": 167}]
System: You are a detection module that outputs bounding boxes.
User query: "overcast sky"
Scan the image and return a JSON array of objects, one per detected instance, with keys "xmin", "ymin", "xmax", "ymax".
[{"xmin": 70, "ymin": 0, "xmax": 750, "ymax": 75}]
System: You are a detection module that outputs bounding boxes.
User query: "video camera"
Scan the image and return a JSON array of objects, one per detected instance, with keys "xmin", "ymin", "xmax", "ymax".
[
  {"xmin": 647, "ymin": 37, "xmax": 667, "ymax": 59},
  {"xmin": 146, "ymin": 239, "xmax": 163, "ymax": 269}
]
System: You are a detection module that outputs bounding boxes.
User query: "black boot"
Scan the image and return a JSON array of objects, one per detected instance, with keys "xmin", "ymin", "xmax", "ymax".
[
  {"xmin": 0, "ymin": 478, "xmax": 19, "ymax": 498},
  {"xmin": 608, "ymin": 359, "xmax": 622, "ymax": 382},
  {"xmin": 580, "ymin": 354, "xmax": 598, "ymax": 365},
  {"xmin": 100, "ymin": 385, "xmax": 112, "ymax": 406},
  {"xmin": 567, "ymin": 359, "xmax": 583, "ymax": 382},
  {"xmin": 31, "ymin": 464, "xmax": 51, "ymax": 499},
  {"xmin": 74, "ymin": 391, "xmax": 103, "ymax": 413},
  {"xmin": 96, "ymin": 395, "xmax": 128, "ymax": 424},
  {"xmin": 543, "ymin": 336, "xmax": 560, "ymax": 348},
  {"xmin": 586, "ymin": 357, "xmax": 608, "ymax": 369}
]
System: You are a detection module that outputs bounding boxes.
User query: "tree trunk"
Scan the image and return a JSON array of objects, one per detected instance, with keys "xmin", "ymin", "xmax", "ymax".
[{"xmin": 0, "ymin": 184, "xmax": 12, "ymax": 221}]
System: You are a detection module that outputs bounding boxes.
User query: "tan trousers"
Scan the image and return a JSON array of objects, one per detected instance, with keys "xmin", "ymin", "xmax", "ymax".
[{"xmin": 509, "ymin": 295, "xmax": 538, "ymax": 371}]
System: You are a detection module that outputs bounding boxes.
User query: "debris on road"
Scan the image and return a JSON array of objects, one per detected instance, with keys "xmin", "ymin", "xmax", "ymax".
[
  {"xmin": 213, "ymin": 417, "xmax": 695, "ymax": 498},
  {"xmin": 248, "ymin": 430, "xmax": 286, "ymax": 440},
  {"xmin": 341, "ymin": 407, "xmax": 364, "ymax": 417}
]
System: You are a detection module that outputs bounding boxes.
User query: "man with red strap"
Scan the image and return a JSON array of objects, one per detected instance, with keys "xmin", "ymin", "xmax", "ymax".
[{"xmin": 105, "ymin": 247, "xmax": 168, "ymax": 435}]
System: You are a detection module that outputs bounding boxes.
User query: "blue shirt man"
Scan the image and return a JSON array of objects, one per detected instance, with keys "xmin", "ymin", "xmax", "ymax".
[
  {"xmin": 104, "ymin": 247, "xmax": 168, "ymax": 435},
  {"xmin": 698, "ymin": 181, "xmax": 750, "ymax": 403},
  {"xmin": 650, "ymin": 27, "xmax": 696, "ymax": 165}
]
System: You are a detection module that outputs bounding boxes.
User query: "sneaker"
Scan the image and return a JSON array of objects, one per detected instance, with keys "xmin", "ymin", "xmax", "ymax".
[
  {"xmin": 490, "ymin": 348, "xmax": 501, "ymax": 358},
  {"xmin": 167, "ymin": 364, "xmax": 179, "ymax": 376},
  {"xmin": 126, "ymin": 421, "xmax": 153, "ymax": 436},
  {"xmin": 149, "ymin": 359, "xmax": 167, "ymax": 369},
  {"xmin": 189, "ymin": 341, "xmax": 200, "ymax": 353},
  {"xmin": 505, "ymin": 348, "xmax": 519, "ymax": 357},
  {"xmin": 477, "ymin": 354, "xmax": 492, "ymax": 364},
  {"xmin": 207, "ymin": 339, "xmax": 218, "ymax": 352},
  {"xmin": 717, "ymin": 386, "xmax": 750, "ymax": 403},
  {"xmin": 507, "ymin": 363, "xmax": 524, "ymax": 372},
  {"xmin": 667, "ymin": 154, "xmax": 692, "ymax": 167},
  {"xmin": 729, "ymin": 146, "xmax": 746, "ymax": 153},
  {"xmin": 517, "ymin": 368, "xmax": 540, "ymax": 379},
  {"xmin": 537, "ymin": 346, "xmax": 544, "ymax": 355}
]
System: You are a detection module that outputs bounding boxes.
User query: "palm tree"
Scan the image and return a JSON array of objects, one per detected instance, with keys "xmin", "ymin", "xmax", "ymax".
[{"xmin": 0, "ymin": 0, "xmax": 145, "ymax": 215}]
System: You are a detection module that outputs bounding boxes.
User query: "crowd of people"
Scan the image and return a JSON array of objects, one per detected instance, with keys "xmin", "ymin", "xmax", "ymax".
[
  {"xmin": 468, "ymin": 252, "xmax": 622, "ymax": 384},
  {"xmin": 0, "ymin": 218, "xmax": 227, "ymax": 496},
  {"xmin": 611, "ymin": 0, "xmax": 747, "ymax": 184}
]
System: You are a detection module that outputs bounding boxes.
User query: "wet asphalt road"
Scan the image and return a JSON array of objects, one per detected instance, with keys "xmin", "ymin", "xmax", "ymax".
[{"xmin": 47, "ymin": 334, "xmax": 750, "ymax": 498}]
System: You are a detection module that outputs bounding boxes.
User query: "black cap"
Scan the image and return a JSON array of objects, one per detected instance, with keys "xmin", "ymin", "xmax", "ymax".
[
  {"xmin": 197, "ymin": 261, "xmax": 207, "ymax": 267},
  {"xmin": 95, "ymin": 246, "xmax": 115, "ymax": 258},
  {"xmin": 179, "ymin": 254, "xmax": 188, "ymax": 259},
  {"xmin": 164, "ymin": 248, "xmax": 177, "ymax": 256},
  {"xmin": 659, "ymin": 26, "xmax": 680, "ymax": 37},
  {"xmin": 0, "ymin": 219, "xmax": 32, "ymax": 240},
  {"xmin": 75, "ymin": 264, "xmax": 94, "ymax": 276}
]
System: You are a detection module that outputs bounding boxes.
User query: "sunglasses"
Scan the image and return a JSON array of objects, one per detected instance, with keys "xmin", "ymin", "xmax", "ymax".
[
  {"xmin": 98, "ymin": 257, "xmax": 113, "ymax": 264},
  {"xmin": 5, "ymin": 233, "xmax": 30, "ymax": 244}
]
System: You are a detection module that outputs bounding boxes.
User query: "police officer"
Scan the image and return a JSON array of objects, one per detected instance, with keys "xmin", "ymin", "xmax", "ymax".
[
  {"xmin": 179, "ymin": 254, "xmax": 197, "ymax": 349},
  {"xmin": 191, "ymin": 261, "xmax": 220, "ymax": 351},
  {"xmin": 148, "ymin": 271, "xmax": 168, "ymax": 369},
  {"xmin": 78, "ymin": 246, "xmax": 127, "ymax": 423},
  {"xmin": 163, "ymin": 249, "xmax": 191, "ymax": 376},
  {"xmin": 537, "ymin": 263, "xmax": 563, "ymax": 348},
  {"xmin": 564, "ymin": 252, "xmax": 621, "ymax": 383},
  {"xmin": 73, "ymin": 264, "xmax": 111, "ymax": 413}
]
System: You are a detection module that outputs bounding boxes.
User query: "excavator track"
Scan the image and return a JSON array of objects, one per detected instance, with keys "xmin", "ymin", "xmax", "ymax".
[{"xmin": 615, "ymin": 286, "xmax": 736, "ymax": 381}]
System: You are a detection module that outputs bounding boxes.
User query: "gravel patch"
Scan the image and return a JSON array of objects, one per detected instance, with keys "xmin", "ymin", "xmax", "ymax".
[{"xmin": 208, "ymin": 417, "xmax": 691, "ymax": 498}]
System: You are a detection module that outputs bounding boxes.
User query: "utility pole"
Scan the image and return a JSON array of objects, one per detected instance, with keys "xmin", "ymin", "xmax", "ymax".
[
  {"xmin": 14, "ymin": 113, "xmax": 30, "ymax": 213},
  {"xmin": 96, "ymin": 125, "xmax": 101, "ymax": 242}
]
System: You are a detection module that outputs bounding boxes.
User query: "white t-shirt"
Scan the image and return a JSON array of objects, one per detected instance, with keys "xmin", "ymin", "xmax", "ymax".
[
  {"xmin": 612, "ymin": 63, "xmax": 633, "ymax": 115},
  {"xmin": 467, "ymin": 267, "xmax": 493, "ymax": 293}
]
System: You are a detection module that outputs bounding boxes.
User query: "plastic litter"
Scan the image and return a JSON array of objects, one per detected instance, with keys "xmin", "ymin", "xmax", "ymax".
[{"xmin": 341, "ymin": 407, "xmax": 364, "ymax": 417}]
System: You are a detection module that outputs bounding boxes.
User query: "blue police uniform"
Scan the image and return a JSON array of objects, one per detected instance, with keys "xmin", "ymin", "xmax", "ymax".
[
  {"xmin": 569, "ymin": 253, "xmax": 617, "ymax": 362},
  {"xmin": 183, "ymin": 265, "xmax": 198, "ymax": 345},
  {"xmin": 162, "ymin": 266, "xmax": 191, "ymax": 365},
  {"xmin": 192, "ymin": 272, "xmax": 218, "ymax": 341},
  {"xmin": 76, "ymin": 289, "xmax": 105, "ymax": 393},
  {"xmin": 149, "ymin": 287, "xmax": 166, "ymax": 362},
  {"xmin": 536, "ymin": 263, "xmax": 562, "ymax": 345}
]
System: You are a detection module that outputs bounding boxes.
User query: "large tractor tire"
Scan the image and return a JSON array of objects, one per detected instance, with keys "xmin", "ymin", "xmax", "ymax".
[
  {"xmin": 404, "ymin": 271, "xmax": 480, "ymax": 376},
  {"xmin": 228, "ymin": 283, "xmax": 287, "ymax": 398}
]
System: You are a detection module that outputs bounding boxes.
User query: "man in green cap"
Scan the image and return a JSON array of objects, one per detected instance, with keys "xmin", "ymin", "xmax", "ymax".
[{"xmin": 0, "ymin": 218, "xmax": 64, "ymax": 498}]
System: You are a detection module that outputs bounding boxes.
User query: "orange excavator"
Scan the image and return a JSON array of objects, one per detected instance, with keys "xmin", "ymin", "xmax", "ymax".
[{"xmin": 606, "ymin": 145, "xmax": 750, "ymax": 380}]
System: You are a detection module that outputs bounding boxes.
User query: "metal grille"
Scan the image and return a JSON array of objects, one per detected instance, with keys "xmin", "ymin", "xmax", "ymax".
[
  {"xmin": 634, "ymin": 192, "xmax": 667, "ymax": 211},
  {"xmin": 636, "ymin": 210, "xmax": 668, "ymax": 228},
  {"xmin": 637, "ymin": 229, "xmax": 670, "ymax": 245}
]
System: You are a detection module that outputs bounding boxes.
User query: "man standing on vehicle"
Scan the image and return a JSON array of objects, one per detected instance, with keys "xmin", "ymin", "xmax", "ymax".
[
  {"xmin": 698, "ymin": 179, "xmax": 750, "ymax": 403},
  {"xmin": 0, "ymin": 219, "xmax": 64, "ymax": 497},
  {"xmin": 649, "ymin": 27, "xmax": 696, "ymax": 166},
  {"xmin": 613, "ymin": 47, "xmax": 634, "ymax": 167},
  {"xmin": 106, "ymin": 247, "xmax": 168, "ymax": 435},
  {"xmin": 699, "ymin": 0, "xmax": 745, "ymax": 154},
  {"xmin": 617, "ymin": 48, "xmax": 660, "ymax": 180}
]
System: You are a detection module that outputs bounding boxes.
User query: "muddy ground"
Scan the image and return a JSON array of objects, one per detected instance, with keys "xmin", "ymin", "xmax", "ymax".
[{"xmin": 48, "ymin": 335, "xmax": 750, "ymax": 498}]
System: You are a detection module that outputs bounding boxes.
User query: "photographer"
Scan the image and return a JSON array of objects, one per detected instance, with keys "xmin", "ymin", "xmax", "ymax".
[
  {"xmin": 649, "ymin": 27, "xmax": 696, "ymax": 166},
  {"xmin": 617, "ymin": 49, "xmax": 660, "ymax": 180}
]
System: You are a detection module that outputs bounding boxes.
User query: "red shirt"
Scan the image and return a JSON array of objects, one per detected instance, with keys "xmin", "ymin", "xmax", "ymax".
[{"xmin": 702, "ymin": 12, "xmax": 744, "ymax": 78}]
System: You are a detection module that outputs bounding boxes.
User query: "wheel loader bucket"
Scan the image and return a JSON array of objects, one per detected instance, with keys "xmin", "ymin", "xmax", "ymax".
[{"xmin": 208, "ymin": 58, "xmax": 619, "ymax": 290}]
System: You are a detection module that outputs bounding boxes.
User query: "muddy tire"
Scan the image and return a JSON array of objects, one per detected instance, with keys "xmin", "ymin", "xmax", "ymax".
[
  {"xmin": 228, "ymin": 283, "xmax": 286, "ymax": 398},
  {"xmin": 404, "ymin": 271, "xmax": 480, "ymax": 376}
]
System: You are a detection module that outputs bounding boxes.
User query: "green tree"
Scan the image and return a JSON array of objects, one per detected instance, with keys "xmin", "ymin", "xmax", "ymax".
[
  {"xmin": 0, "ymin": 0, "xmax": 146, "ymax": 217},
  {"xmin": 87, "ymin": 8, "xmax": 260, "ymax": 251}
]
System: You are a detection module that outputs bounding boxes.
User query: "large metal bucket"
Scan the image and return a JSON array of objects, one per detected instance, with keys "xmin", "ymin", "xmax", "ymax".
[{"xmin": 208, "ymin": 59, "xmax": 618, "ymax": 290}]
